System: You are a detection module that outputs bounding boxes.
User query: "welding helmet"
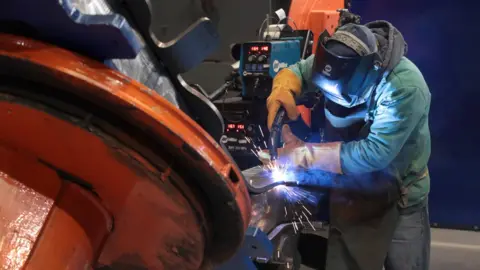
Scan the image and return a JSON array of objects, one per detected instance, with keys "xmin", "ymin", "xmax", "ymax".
[{"xmin": 312, "ymin": 26, "xmax": 383, "ymax": 108}]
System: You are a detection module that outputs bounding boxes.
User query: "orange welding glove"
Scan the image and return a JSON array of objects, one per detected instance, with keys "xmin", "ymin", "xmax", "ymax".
[
  {"xmin": 260, "ymin": 125, "xmax": 343, "ymax": 174},
  {"xmin": 266, "ymin": 68, "xmax": 302, "ymax": 130}
]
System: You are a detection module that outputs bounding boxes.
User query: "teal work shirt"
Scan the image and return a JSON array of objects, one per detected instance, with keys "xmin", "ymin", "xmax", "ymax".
[{"xmin": 288, "ymin": 55, "xmax": 431, "ymax": 208}]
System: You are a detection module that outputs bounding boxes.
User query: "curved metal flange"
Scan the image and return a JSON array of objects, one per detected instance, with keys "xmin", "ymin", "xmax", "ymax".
[
  {"xmin": 0, "ymin": 34, "xmax": 251, "ymax": 265},
  {"xmin": 116, "ymin": 0, "xmax": 220, "ymax": 74},
  {"xmin": 100, "ymin": 0, "xmax": 224, "ymax": 140},
  {"xmin": 0, "ymin": 0, "xmax": 144, "ymax": 60},
  {"xmin": 176, "ymin": 74, "xmax": 225, "ymax": 141}
]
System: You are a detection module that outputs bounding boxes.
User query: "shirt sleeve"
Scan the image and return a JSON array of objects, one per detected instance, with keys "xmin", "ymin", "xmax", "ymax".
[
  {"xmin": 340, "ymin": 86, "xmax": 427, "ymax": 174},
  {"xmin": 287, "ymin": 54, "xmax": 315, "ymax": 90}
]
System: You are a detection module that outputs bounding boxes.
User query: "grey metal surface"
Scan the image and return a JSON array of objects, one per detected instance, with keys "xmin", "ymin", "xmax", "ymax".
[{"xmin": 182, "ymin": 62, "xmax": 234, "ymax": 93}]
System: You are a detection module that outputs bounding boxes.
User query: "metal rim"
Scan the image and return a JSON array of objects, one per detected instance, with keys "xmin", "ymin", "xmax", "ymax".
[{"xmin": 0, "ymin": 33, "xmax": 251, "ymax": 264}]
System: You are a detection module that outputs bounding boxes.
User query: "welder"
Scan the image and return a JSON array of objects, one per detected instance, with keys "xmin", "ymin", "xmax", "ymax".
[{"xmin": 265, "ymin": 22, "xmax": 431, "ymax": 270}]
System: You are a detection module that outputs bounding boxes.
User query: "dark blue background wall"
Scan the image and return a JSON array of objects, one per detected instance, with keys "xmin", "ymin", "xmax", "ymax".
[{"xmin": 352, "ymin": 0, "xmax": 480, "ymax": 229}]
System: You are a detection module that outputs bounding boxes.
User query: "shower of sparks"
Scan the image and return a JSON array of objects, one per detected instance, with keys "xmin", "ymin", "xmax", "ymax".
[
  {"xmin": 275, "ymin": 183, "xmax": 318, "ymax": 233},
  {"xmin": 262, "ymin": 161, "xmax": 318, "ymax": 234},
  {"xmin": 241, "ymin": 131, "xmax": 319, "ymax": 234}
]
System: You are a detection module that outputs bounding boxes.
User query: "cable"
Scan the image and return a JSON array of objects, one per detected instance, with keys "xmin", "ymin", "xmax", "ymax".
[
  {"xmin": 257, "ymin": 15, "xmax": 280, "ymax": 40},
  {"xmin": 259, "ymin": 15, "xmax": 301, "ymax": 41},
  {"xmin": 278, "ymin": 17, "xmax": 299, "ymax": 32}
]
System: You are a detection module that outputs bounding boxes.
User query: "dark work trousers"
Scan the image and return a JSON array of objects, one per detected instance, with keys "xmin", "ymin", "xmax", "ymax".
[
  {"xmin": 325, "ymin": 196, "xmax": 430, "ymax": 270},
  {"xmin": 384, "ymin": 203, "xmax": 431, "ymax": 270}
]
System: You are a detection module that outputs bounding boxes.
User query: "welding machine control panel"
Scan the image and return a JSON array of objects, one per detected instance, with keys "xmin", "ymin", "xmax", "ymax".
[
  {"xmin": 239, "ymin": 40, "xmax": 301, "ymax": 98},
  {"xmin": 220, "ymin": 122, "xmax": 269, "ymax": 156},
  {"xmin": 242, "ymin": 43, "xmax": 272, "ymax": 75}
]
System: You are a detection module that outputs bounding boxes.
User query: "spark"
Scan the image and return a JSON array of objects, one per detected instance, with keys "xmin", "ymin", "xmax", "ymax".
[
  {"xmin": 298, "ymin": 215, "xmax": 304, "ymax": 226},
  {"xmin": 302, "ymin": 211, "xmax": 316, "ymax": 231},
  {"xmin": 302, "ymin": 205, "xmax": 312, "ymax": 216},
  {"xmin": 258, "ymin": 125, "xmax": 265, "ymax": 138},
  {"xmin": 253, "ymin": 226, "xmax": 259, "ymax": 237}
]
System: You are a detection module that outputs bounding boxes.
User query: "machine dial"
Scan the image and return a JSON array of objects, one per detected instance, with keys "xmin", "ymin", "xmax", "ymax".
[
  {"xmin": 248, "ymin": 55, "xmax": 257, "ymax": 62},
  {"xmin": 257, "ymin": 55, "xmax": 267, "ymax": 63}
]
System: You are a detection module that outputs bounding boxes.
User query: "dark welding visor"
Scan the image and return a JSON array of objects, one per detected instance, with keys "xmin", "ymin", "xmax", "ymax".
[{"xmin": 311, "ymin": 31, "xmax": 382, "ymax": 108}]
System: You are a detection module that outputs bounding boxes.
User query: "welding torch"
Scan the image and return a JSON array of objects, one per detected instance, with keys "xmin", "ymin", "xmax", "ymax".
[{"xmin": 268, "ymin": 92, "xmax": 322, "ymax": 161}]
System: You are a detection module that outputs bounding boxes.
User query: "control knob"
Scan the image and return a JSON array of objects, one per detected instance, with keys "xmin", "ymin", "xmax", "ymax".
[
  {"xmin": 257, "ymin": 55, "xmax": 267, "ymax": 63},
  {"xmin": 248, "ymin": 55, "xmax": 257, "ymax": 62}
]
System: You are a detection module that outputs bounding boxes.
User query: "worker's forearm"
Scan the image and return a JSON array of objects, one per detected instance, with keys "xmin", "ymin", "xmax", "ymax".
[{"xmin": 340, "ymin": 139, "xmax": 393, "ymax": 174}]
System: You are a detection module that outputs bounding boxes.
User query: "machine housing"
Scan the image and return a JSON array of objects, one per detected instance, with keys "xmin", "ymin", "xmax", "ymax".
[{"xmin": 239, "ymin": 39, "xmax": 301, "ymax": 99}]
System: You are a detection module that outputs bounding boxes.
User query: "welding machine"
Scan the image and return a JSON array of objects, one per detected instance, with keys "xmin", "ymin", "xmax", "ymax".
[
  {"xmin": 216, "ymin": 30, "xmax": 313, "ymax": 170},
  {"xmin": 239, "ymin": 39, "xmax": 301, "ymax": 99}
]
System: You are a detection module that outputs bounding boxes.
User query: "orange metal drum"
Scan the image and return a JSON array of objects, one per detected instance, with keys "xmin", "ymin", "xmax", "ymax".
[{"xmin": 0, "ymin": 34, "xmax": 251, "ymax": 269}]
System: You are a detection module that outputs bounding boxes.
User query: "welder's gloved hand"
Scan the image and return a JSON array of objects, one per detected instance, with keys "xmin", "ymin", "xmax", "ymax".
[
  {"xmin": 266, "ymin": 69, "xmax": 302, "ymax": 130},
  {"xmin": 275, "ymin": 125, "xmax": 344, "ymax": 174},
  {"xmin": 258, "ymin": 124, "xmax": 303, "ymax": 164}
]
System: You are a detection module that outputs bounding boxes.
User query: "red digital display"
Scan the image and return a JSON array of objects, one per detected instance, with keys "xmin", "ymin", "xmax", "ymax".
[
  {"xmin": 250, "ymin": 46, "xmax": 259, "ymax": 51},
  {"xmin": 226, "ymin": 123, "xmax": 245, "ymax": 130},
  {"xmin": 261, "ymin": 46, "xmax": 269, "ymax": 52}
]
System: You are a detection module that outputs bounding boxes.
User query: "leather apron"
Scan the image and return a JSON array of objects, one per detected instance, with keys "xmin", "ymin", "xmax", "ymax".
[{"xmin": 322, "ymin": 99, "xmax": 402, "ymax": 270}]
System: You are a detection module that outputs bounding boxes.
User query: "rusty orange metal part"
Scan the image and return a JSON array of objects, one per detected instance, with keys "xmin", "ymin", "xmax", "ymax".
[
  {"xmin": 289, "ymin": 0, "xmax": 344, "ymax": 51},
  {"xmin": 0, "ymin": 34, "xmax": 251, "ymax": 269}
]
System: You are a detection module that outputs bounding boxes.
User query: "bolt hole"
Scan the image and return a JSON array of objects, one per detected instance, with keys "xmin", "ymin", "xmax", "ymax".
[
  {"xmin": 228, "ymin": 166, "xmax": 240, "ymax": 183},
  {"xmin": 251, "ymin": 245, "xmax": 258, "ymax": 249}
]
